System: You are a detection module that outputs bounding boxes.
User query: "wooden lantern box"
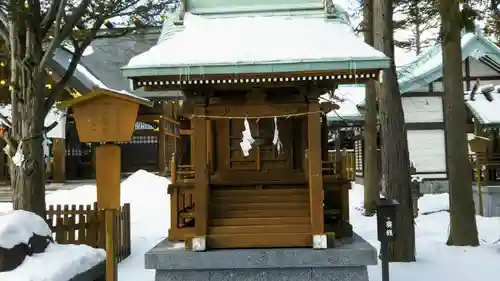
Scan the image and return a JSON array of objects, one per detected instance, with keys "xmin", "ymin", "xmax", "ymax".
[
  {"xmin": 57, "ymin": 88, "xmax": 153, "ymax": 142},
  {"xmin": 469, "ymin": 136, "xmax": 490, "ymax": 153}
]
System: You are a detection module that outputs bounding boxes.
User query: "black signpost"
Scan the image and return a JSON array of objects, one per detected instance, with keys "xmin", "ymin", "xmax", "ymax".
[{"xmin": 376, "ymin": 198, "xmax": 399, "ymax": 281}]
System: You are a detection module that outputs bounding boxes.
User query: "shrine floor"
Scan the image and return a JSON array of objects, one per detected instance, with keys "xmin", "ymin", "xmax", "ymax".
[{"xmin": 145, "ymin": 233, "xmax": 376, "ymax": 281}]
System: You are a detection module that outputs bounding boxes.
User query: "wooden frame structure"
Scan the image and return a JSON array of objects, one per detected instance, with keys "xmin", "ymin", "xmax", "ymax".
[
  {"xmin": 122, "ymin": 1, "xmax": 391, "ymax": 250},
  {"xmin": 127, "ymin": 70, "xmax": 383, "ymax": 250}
]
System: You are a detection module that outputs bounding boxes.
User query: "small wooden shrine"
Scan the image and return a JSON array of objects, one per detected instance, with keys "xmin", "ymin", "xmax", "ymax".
[
  {"xmin": 466, "ymin": 84, "xmax": 500, "ymax": 186},
  {"xmin": 123, "ymin": 1, "xmax": 390, "ymax": 250}
]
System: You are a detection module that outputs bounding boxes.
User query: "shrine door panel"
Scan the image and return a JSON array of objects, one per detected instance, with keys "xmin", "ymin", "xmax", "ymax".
[{"xmin": 225, "ymin": 118, "xmax": 293, "ymax": 171}]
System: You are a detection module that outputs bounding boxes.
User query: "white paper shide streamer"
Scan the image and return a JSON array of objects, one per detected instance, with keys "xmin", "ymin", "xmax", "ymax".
[
  {"xmin": 240, "ymin": 118, "xmax": 255, "ymax": 156},
  {"xmin": 272, "ymin": 117, "xmax": 283, "ymax": 153}
]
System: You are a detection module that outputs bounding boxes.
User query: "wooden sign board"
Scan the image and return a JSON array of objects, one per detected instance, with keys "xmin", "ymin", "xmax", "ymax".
[
  {"xmin": 58, "ymin": 88, "xmax": 153, "ymax": 142},
  {"xmin": 469, "ymin": 137, "xmax": 490, "ymax": 153}
]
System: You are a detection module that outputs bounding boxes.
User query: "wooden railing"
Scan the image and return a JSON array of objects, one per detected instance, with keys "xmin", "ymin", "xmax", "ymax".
[
  {"xmin": 46, "ymin": 202, "xmax": 131, "ymax": 262},
  {"xmin": 167, "ymin": 183, "xmax": 195, "ymax": 241},
  {"xmin": 170, "ymin": 156, "xmax": 195, "ymax": 184},
  {"xmin": 327, "ymin": 150, "xmax": 356, "ymax": 181},
  {"xmin": 470, "ymin": 152, "xmax": 500, "ymax": 183}
]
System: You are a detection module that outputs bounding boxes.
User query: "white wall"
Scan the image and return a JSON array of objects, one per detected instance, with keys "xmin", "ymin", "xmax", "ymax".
[
  {"xmin": 407, "ymin": 129, "xmax": 447, "ymax": 174},
  {"xmin": 402, "ymin": 96, "xmax": 443, "ymax": 123}
]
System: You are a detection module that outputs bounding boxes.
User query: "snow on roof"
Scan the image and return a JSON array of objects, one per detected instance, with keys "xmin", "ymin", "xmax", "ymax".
[
  {"xmin": 0, "ymin": 210, "xmax": 52, "ymax": 249},
  {"xmin": 357, "ymin": 32, "xmax": 500, "ymax": 108},
  {"xmin": 397, "ymin": 32, "xmax": 500, "ymax": 93},
  {"xmin": 323, "ymin": 85, "xmax": 365, "ymax": 122},
  {"xmin": 124, "ymin": 13, "xmax": 389, "ymax": 73},
  {"xmin": 465, "ymin": 84, "xmax": 500, "ymax": 127},
  {"xmin": 50, "ymin": 48, "xmax": 107, "ymax": 93}
]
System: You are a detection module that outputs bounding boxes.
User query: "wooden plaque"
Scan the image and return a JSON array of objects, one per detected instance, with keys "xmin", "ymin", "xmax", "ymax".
[{"xmin": 73, "ymin": 95, "xmax": 140, "ymax": 142}]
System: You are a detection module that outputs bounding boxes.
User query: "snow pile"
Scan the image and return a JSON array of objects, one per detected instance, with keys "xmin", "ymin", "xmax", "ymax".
[
  {"xmin": 0, "ymin": 210, "xmax": 52, "ymax": 249},
  {"xmin": 0, "ymin": 210, "xmax": 105, "ymax": 281},
  {"xmin": 350, "ymin": 183, "xmax": 500, "ymax": 281},
  {"xmin": 0, "ymin": 244, "xmax": 105, "ymax": 281}
]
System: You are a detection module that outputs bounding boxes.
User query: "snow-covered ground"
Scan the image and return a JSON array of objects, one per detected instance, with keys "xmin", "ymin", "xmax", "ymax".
[
  {"xmin": 349, "ymin": 185, "xmax": 500, "ymax": 281},
  {"xmin": 0, "ymin": 171, "xmax": 499, "ymax": 281}
]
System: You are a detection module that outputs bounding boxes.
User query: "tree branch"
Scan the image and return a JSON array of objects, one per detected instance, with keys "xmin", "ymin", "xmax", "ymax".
[
  {"xmin": 43, "ymin": 21, "xmax": 102, "ymax": 116},
  {"xmin": 43, "ymin": 120, "xmax": 58, "ymax": 133},
  {"xmin": 39, "ymin": 0, "xmax": 91, "ymax": 72},
  {"xmin": 41, "ymin": 0, "xmax": 62, "ymax": 38}
]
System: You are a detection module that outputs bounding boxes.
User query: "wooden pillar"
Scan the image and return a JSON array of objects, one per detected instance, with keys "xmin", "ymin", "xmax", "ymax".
[
  {"xmin": 104, "ymin": 209, "xmax": 117, "ymax": 281},
  {"xmin": 335, "ymin": 129, "xmax": 343, "ymax": 176},
  {"xmin": 206, "ymin": 119, "xmax": 213, "ymax": 173},
  {"xmin": 96, "ymin": 144, "xmax": 121, "ymax": 209},
  {"xmin": 320, "ymin": 115, "xmax": 328, "ymax": 161},
  {"xmin": 52, "ymin": 138, "xmax": 66, "ymax": 183},
  {"xmin": 307, "ymin": 103, "xmax": 324, "ymax": 235},
  {"xmin": 0, "ymin": 138, "xmax": 5, "ymax": 182},
  {"xmin": 193, "ymin": 105, "xmax": 209, "ymax": 237},
  {"xmin": 95, "ymin": 144, "xmax": 120, "ymax": 281},
  {"xmin": 158, "ymin": 103, "xmax": 167, "ymax": 174},
  {"xmin": 190, "ymin": 119, "xmax": 195, "ymax": 165}
]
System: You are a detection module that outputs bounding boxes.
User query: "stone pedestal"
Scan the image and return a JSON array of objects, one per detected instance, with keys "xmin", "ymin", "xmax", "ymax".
[
  {"xmin": 473, "ymin": 184, "xmax": 500, "ymax": 217},
  {"xmin": 145, "ymin": 234, "xmax": 377, "ymax": 281}
]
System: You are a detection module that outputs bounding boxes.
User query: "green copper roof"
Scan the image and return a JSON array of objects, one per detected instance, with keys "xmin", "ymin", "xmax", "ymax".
[{"xmin": 186, "ymin": 0, "xmax": 323, "ymax": 15}]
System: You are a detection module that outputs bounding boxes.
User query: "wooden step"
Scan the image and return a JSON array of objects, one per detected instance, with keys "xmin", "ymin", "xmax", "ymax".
[
  {"xmin": 204, "ymin": 233, "xmax": 312, "ymax": 249},
  {"xmin": 210, "ymin": 217, "xmax": 310, "ymax": 227},
  {"xmin": 209, "ymin": 224, "xmax": 310, "ymax": 235},
  {"xmin": 211, "ymin": 202, "xmax": 309, "ymax": 212},
  {"xmin": 211, "ymin": 208, "xmax": 309, "ymax": 218},
  {"xmin": 211, "ymin": 188, "xmax": 308, "ymax": 197},
  {"xmin": 211, "ymin": 194, "xmax": 308, "ymax": 204}
]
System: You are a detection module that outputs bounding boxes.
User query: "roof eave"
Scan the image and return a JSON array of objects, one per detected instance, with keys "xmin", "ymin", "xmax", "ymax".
[{"xmin": 122, "ymin": 58, "xmax": 390, "ymax": 78}]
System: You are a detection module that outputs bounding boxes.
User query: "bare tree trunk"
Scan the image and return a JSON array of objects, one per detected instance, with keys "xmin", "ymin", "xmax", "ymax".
[
  {"xmin": 374, "ymin": 0, "xmax": 416, "ymax": 262},
  {"xmin": 8, "ymin": 19, "xmax": 47, "ymax": 217},
  {"xmin": 439, "ymin": 0, "xmax": 479, "ymax": 246},
  {"xmin": 363, "ymin": 0, "xmax": 380, "ymax": 215}
]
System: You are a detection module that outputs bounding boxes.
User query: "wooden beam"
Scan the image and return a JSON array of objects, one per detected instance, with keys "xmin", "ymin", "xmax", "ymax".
[
  {"xmin": 180, "ymin": 129, "xmax": 193, "ymax": 135},
  {"xmin": 193, "ymin": 105, "xmax": 209, "ymax": 237},
  {"xmin": 136, "ymin": 68, "xmax": 380, "ymax": 85},
  {"xmin": 307, "ymin": 102, "xmax": 325, "ymax": 235},
  {"xmin": 205, "ymin": 104, "xmax": 308, "ymax": 118}
]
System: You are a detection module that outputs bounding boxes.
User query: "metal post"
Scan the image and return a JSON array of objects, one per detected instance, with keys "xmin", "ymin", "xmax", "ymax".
[{"xmin": 380, "ymin": 241, "xmax": 389, "ymax": 281}]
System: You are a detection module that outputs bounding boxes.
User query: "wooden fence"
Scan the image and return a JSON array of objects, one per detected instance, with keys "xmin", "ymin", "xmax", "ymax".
[{"xmin": 46, "ymin": 202, "xmax": 131, "ymax": 263}]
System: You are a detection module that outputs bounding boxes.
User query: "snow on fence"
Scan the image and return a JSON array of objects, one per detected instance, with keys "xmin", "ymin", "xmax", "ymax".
[{"xmin": 45, "ymin": 202, "xmax": 131, "ymax": 263}]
